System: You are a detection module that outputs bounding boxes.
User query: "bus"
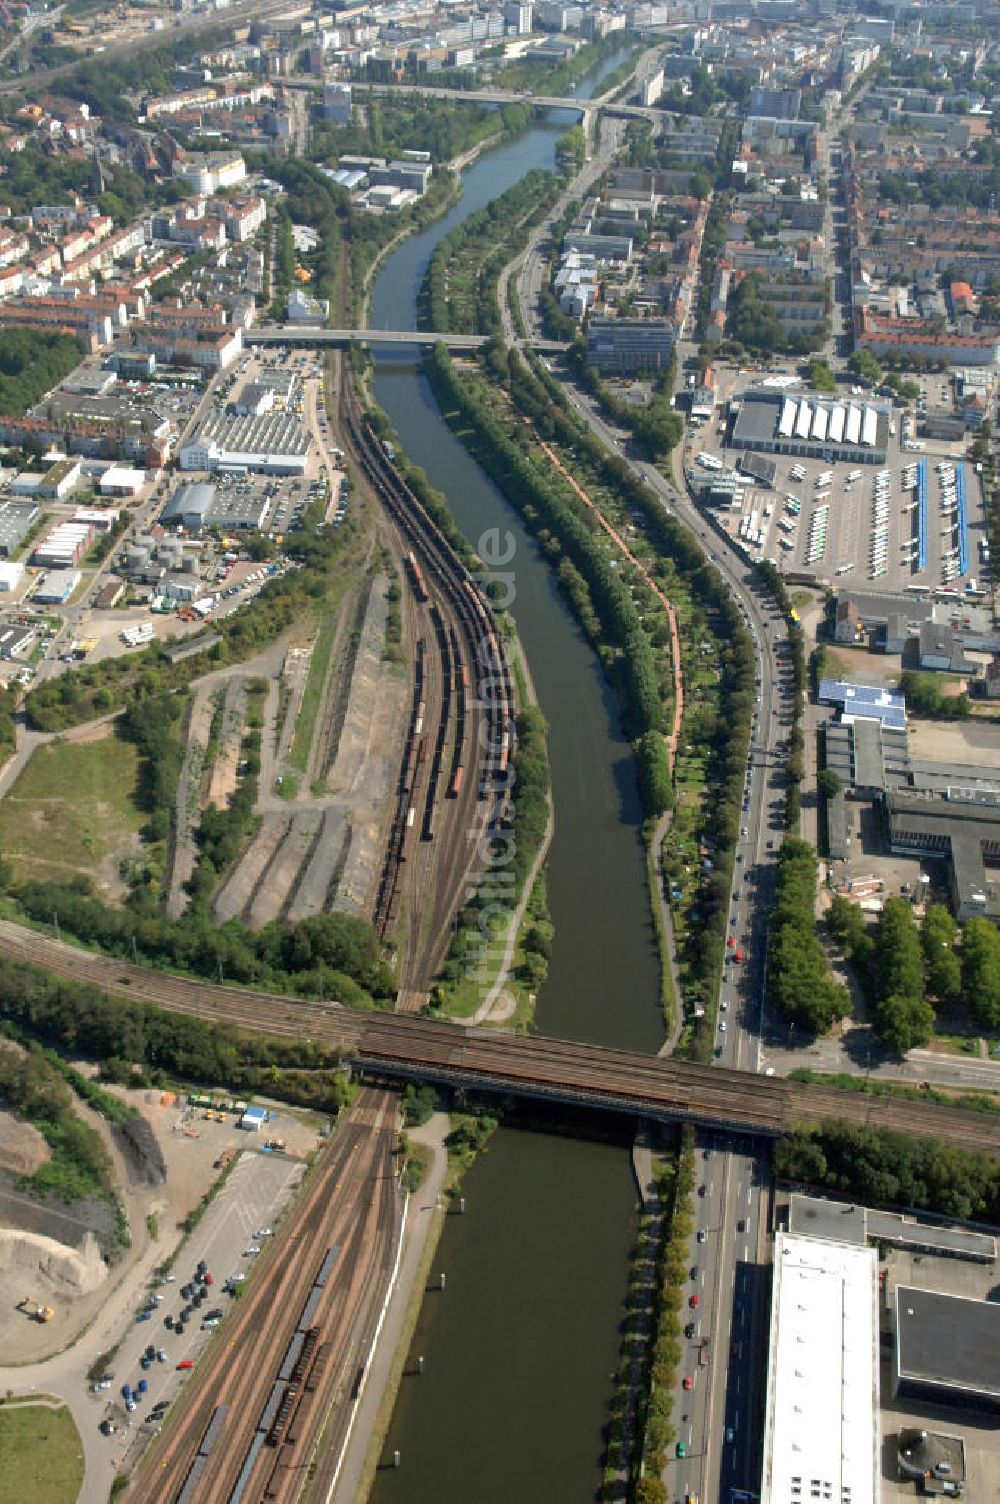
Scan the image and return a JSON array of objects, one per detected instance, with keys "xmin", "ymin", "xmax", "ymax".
[{"xmin": 905, "ymin": 584, "xmax": 931, "ymax": 596}]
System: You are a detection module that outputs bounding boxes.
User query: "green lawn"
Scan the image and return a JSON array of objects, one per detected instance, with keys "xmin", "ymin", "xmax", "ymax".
[
  {"xmin": 0, "ymin": 1398, "xmax": 84, "ymax": 1504},
  {"xmin": 0, "ymin": 732, "xmax": 141, "ymax": 889}
]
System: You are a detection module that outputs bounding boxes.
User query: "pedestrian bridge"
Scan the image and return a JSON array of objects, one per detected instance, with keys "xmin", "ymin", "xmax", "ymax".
[{"xmin": 245, "ymin": 327, "xmax": 569, "ymax": 352}]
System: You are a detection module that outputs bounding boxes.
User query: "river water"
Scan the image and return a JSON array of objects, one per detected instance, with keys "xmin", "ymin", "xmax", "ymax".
[{"xmin": 368, "ymin": 51, "xmax": 662, "ymax": 1503}]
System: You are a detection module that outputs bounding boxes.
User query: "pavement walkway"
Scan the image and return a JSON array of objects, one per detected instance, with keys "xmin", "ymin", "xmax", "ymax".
[
  {"xmin": 763, "ymin": 1030, "xmax": 1000, "ymax": 1093},
  {"xmin": 652, "ymin": 808, "xmax": 685, "ymax": 1055}
]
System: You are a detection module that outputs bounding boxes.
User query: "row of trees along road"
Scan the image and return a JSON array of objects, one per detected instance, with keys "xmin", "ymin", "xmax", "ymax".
[
  {"xmin": 767, "ymin": 839, "xmax": 850, "ymax": 1034},
  {"xmin": 827, "ymin": 895, "xmax": 1000, "ymax": 1048}
]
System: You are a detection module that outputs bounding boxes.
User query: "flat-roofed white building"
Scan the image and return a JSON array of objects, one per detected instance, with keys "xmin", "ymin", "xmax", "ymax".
[
  {"xmin": 762, "ymin": 1231, "xmax": 880, "ymax": 1504},
  {"xmin": 795, "ymin": 401, "xmax": 812, "ymax": 439}
]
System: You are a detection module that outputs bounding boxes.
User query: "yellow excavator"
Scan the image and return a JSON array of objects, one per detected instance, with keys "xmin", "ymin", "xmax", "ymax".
[{"xmin": 18, "ymin": 1296, "xmax": 54, "ymax": 1323}]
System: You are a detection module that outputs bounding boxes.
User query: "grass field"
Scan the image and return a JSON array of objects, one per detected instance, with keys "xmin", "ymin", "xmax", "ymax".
[
  {"xmin": 289, "ymin": 608, "xmax": 339, "ymax": 775},
  {"xmin": 0, "ymin": 1397, "xmax": 84, "ymax": 1504},
  {"xmin": 0, "ymin": 731, "xmax": 141, "ymax": 891}
]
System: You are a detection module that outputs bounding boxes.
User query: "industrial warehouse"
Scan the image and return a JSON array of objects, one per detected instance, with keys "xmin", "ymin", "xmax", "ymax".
[
  {"xmin": 179, "ymin": 405, "xmax": 310, "ymax": 475},
  {"xmin": 161, "ymin": 481, "xmax": 271, "ymax": 532},
  {"xmin": 729, "ymin": 390, "xmax": 890, "ymax": 465},
  {"xmin": 761, "ymin": 1230, "xmax": 880, "ymax": 1504},
  {"xmin": 893, "ymin": 1287, "xmax": 1000, "ymax": 1413},
  {"xmin": 818, "ymin": 678, "xmax": 1000, "ymax": 918}
]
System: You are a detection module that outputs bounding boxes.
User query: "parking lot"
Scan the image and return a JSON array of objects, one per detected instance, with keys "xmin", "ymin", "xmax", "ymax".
[
  {"xmin": 91, "ymin": 1151, "xmax": 304, "ymax": 1457},
  {"xmin": 702, "ymin": 424, "xmax": 988, "ymax": 601}
]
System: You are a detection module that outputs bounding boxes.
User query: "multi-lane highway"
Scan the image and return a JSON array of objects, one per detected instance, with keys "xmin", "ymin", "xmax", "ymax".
[{"xmin": 672, "ymin": 602, "xmax": 789, "ymax": 1503}]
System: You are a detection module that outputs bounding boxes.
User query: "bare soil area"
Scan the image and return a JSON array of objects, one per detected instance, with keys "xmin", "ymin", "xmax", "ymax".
[
  {"xmin": 0, "ymin": 1071, "xmax": 326, "ymax": 1364},
  {"xmin": 204, "ymin": 677, "xmax": 246, "ymax": 810},
  {"xmin": 165, "ymin": 688, "xmax": 215, "ymax": 920},
  {"xmin": 246, "ymin": 810, "xmax": 323, "ymax": 926},
  {"xmin": 286, "ymin": 807, "xmax": 349, "ymax": 922},
  {"xmin": 0, "ymin": 1109, "xmax": 49, "ymax": 1176},
  {"xmin": 822, "ymin": 645, "xmax": 902, "ymax": 683},
  {"xmin": 907, "ymin": 719, "xmax": 1000, "ymax": 768},
  {"xmin": 212, "ymin": 812, "xmax": 290, "ymax": 923}
]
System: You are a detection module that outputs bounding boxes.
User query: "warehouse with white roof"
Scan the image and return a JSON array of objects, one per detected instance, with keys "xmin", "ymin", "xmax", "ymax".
[
  {"xmin": 762, "ymin": 1231, "xmax": 880, "ymax": 1504},
  {"xmin": 730, "ymin": 391, "xmax": 889, "ymax": 464}
]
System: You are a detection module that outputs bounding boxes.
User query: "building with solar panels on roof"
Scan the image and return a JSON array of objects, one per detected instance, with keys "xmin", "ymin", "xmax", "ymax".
[
  {"xmin": 818, "ymin": 680, "xmax": 906, "ymax": 730},
  {"xmin": 729, "ymin": 390, "xmax": 889, "ymax": 465}
]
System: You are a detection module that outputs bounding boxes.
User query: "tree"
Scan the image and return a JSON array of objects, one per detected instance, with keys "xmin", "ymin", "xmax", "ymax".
[
  {"xmin": 875, "ymin": 992, "xmax": 935, "ymax": 1054},
  {"xmin": 636, "ymin": 730, "xmax": 673, "ymax": 818},
  {"xmin": 768, "ymin": 839, "xmax": 850, "ymax": 1033},
  {"xmin": 817, "ymin": 768, "xmax": 842, "ymax": 799},
  {"xmin": 962, "ymin": 917, "xmax": 1000, "ymax": 1027},
  {"xmin": 874, "ymin": 898, "xmax": 924, "ymax": 1002},
  {"xmin": 805, "ymin": 358, "xmax": 837, "ymax": 394},
  {"xmin": 921, "ymin": 904, "xmax": 960, "ymax": 1005},
  {"xmin": 826, "ymin": 893, "xmax": 872, "ymax": 963},
  {"xmin": 635, "ymin": 1475, "xmax": 668, "ymax": 1503},
  {"xmin": 848, "ymin": 348, "xmax": 883, "ymax": 386},
  {"xmin": 899, "ymin": 670, "xmax": 970, "ymax": 720}
]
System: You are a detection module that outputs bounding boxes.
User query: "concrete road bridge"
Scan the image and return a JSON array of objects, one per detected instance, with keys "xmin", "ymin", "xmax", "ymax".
[
  {"xmin": 358, "ymin": 81, "xmax": 657, "ymax": 123},
  {"xmin": 245, "ymin": 326, "xmax": 569, "ymax": 352}
]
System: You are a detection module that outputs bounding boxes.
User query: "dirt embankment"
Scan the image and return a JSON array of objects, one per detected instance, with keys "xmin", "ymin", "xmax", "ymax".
[
  {"xmin": 0, "ymin": 1109, "xmax": 49, "ymax": 1176},
  {"xmin": 0, "ymin": 1227, "xmax": 106, "ymax": 1297}
]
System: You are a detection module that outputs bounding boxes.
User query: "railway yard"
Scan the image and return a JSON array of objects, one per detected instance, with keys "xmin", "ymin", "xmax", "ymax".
[
  {"xmin": 123, "ymin": 1088, "xmax": 402, "ymax": 1504},
  {"xmin": 337, "ymin": 374, "xmax": 516, "ymax": 994},
  {"xmin": 147, "ymin": 350, "xmax": 516, "ymax": 1000}
]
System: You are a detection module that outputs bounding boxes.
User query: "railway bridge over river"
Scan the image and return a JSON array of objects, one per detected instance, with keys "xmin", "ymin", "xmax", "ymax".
[{"xmin": 0, "ymin": 922, "xmax": 996, "ymax": 1154}]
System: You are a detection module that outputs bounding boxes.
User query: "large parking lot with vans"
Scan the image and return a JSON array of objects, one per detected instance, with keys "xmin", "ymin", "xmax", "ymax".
[{"xmin": 691, "ymin": 401, "xmax": 990, "ymax": 605}]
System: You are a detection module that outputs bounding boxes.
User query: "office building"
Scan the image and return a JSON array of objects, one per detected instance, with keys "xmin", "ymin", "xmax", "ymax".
[{"xmin": 586, "ymin": 317, "xmax": 675, "ymax": 375}]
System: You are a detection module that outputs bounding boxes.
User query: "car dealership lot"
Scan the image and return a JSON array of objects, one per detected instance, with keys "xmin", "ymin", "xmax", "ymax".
[{"xmin": 700, "ymin": 423, "xmax": 987, "ymax": 600}]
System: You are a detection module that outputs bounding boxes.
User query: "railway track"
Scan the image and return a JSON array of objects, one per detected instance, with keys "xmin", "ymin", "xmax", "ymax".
[
  {"xmin": 337, "ymin": 374, "xmax": 517, "ymax": 988},
  {"xmin": 125, "ymin": 1089, "xmax": 401, "ymax": 1504},
  {"xmin": 2, "ymin": 922, "xmax": 999, "ymax": 1153}
]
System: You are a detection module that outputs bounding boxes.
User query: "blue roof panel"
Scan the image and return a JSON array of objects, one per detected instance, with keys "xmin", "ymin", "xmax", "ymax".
[{"xmin": 819, "ymin": 680, "xmax": 906, "ymax": 728}]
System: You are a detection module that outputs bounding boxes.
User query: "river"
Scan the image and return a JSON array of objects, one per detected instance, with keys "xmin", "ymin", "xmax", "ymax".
[{"xmin": 368, "ymin": 50, "xmax": 661, "ymax": 1504}]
